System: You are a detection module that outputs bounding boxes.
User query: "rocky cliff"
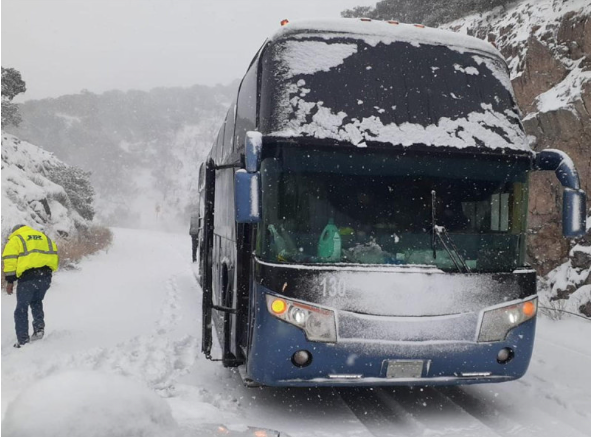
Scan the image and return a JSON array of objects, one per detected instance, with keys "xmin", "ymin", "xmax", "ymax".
[
  {"xmin": 448, "ymin": 0, "xmax": 590, "ymax": 314},
  {"xmin": 1, "ymin": 132, "xmax": 90, "ymax": 239}
]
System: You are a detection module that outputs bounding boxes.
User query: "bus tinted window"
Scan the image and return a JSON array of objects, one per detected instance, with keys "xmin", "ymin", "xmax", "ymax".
[
  {"xmin": 235, "ymin": 63, "xmax": 258, "ymax": 151},
  {"xmin": 261, "ymin": 38, "xmax": 525, "ymax": 151},
  {"xmin": 258, "ymin": 147, "xmax": 529, "ymax": 272},
  {"xmin": 223, "ymin": 102, "xmax": 236, "ymax": 152}
]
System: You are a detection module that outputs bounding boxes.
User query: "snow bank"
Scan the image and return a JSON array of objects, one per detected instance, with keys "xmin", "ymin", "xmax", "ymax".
[{"xmin": 1, "ymin": 370, "xmax": 179, "ymax": 437}]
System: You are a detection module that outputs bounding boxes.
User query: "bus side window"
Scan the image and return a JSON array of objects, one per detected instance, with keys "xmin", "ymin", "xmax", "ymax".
[
  {"xmin": 223, "ymin": 101, "xmax": 237, "ymax": 156},
  {"xmin": 235, "ymin": 62, "xmax": 259, "ymax": 152},
  {"xmin": 213, "ymin": 122, "xmax": 225, "ymax": 163}
]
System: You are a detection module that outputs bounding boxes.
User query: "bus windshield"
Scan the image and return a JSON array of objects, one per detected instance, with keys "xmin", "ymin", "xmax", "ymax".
[{"xmin": 257, "ymin": 147, "xmax": 529, "ymax": 273}]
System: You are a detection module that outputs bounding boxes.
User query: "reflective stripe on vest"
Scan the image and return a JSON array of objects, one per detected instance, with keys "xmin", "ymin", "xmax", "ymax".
[{"xmin": 14, "ymin": 234, "xmax": 57, "ymax": 256}]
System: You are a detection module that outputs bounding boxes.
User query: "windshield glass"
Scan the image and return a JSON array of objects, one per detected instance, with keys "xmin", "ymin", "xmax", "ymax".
[{"xmin": 256, "ymin": 147, "xmax": 529, "ymax": 273}]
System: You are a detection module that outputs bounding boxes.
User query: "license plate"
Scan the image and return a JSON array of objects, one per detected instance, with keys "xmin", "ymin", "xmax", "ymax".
[{"xmin": 385, "ymin": 360, "xmax": 424, "ymax": 378}]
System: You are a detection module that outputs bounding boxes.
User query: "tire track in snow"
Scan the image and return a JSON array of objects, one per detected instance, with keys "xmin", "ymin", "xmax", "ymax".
[
  {"xmin": 434, "ymin": 386, "xmax": 564, "ymax": 437},
  {"xmin": 337, "ymin": 388, "xmax": 421, "ymax": 437},
  {"xmin": 378, "ymin": 387, "xmax": 504, "ymax": 437}
]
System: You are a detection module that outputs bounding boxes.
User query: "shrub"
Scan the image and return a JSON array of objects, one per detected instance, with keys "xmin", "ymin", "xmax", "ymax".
[{"xmin": 57, "ymin": 226, "xmax": 113, "ymax": 270}]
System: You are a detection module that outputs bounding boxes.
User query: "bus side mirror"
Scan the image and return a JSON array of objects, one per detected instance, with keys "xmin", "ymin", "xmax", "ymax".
[
  {"xmin": 235, "ymin": 170, "xmax": 261, "ymax": 223},
  {"xmin": 535, "ymin": 149, "xmax": 587, "ymax": 238},
  {"xmin": 563, "ymin": 188, "xmax": 586, "ymax": 237},
  {"xmin": 245, "ymin": 131, "xmax": 262, "ymax": 173}
]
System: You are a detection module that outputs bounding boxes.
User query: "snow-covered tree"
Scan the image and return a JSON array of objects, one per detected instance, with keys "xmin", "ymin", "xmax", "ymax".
[
  {"xmin": 1, "ymin": 67, "xmax": 26, "ymax": 127},
  {"xmin": 48, "ymin": 166, "xmax": 95, "ymax": 221}
]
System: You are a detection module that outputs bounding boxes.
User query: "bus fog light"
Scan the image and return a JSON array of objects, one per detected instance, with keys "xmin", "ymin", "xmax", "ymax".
[
  {"xmin": 292, "ymin": 350, "xmax": 312, "ymax": 367},
  {"xmin": 497, "ymin": 347, "xmax": 514, "ymax": 364}
]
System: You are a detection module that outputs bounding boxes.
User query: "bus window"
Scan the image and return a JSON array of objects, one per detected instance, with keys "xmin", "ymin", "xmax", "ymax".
[
  {"xmin": 235, "ymin": 63, "xmax": 258, "ymax": 151},
  {"xmin": 258, "ymin": 147, "xmax": 529, "ymax": 272}
]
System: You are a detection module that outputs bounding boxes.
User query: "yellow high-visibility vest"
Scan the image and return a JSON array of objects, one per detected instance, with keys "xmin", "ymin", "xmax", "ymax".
[{"xmin": 2, "ymin": 226, "xmax": 59, "ymax": 279}]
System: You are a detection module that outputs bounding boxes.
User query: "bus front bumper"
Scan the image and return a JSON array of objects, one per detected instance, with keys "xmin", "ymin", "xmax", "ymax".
[{"xmin": 246, "ymin": 292, "xmax": 536, "ymax": 387}]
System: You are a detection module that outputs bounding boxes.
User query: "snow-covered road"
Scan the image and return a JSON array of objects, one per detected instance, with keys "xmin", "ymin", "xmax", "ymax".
[{"xmin": 2, "ymin": 228, "xmax": 590, "ymax": 436}]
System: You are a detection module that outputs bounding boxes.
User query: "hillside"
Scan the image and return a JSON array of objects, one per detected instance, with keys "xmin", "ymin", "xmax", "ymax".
[
  {"xmin": 6, "ymin": 83, "xmax": 238, "ymax": 230},
  {"xmin": 1, "ymin": 132, "xmax": 90, "ymax": 239}
]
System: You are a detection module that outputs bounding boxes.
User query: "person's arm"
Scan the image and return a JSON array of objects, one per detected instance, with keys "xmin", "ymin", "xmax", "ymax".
[{"xmin": 2, "ymin": 236, "xmax": 20, "ymax": 293}]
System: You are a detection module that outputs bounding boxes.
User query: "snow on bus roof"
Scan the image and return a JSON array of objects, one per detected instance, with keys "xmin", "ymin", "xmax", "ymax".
[{"xmin": 270, "ymin": 18, "xmax": 502, "ymax": 58}]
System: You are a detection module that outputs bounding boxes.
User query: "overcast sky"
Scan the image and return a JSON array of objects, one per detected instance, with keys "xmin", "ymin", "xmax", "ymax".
[{"xmin": 2, "ymin": 0, "xmax": 378, "ymax": 101}]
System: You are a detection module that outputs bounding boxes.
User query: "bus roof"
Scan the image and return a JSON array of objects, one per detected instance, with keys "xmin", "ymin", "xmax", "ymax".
[{"xmin": 269, "ymin": 19, "xmax": 502, "ymax": 59}]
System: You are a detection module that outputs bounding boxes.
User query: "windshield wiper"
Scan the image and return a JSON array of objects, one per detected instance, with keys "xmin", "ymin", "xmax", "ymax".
[{"xmin": 431, "ymin": 190, "xmax": 471, "ymax": 273}]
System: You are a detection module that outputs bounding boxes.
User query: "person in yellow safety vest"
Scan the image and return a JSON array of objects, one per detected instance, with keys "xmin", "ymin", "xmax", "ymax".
[{"xmin": 2, "ymin": 224, "xmax": 59, "ymax": 348}]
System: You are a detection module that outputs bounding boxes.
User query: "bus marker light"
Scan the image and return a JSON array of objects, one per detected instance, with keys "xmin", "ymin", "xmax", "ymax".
[
  {"xmin": 292, "ymin": 350, "xmax": 312, "ymax": 367},
  {"xmin": 271, "ymin": 299, "xmax": 287, "ymax": 315},
  {"xmin": 522, "ymin": 301, "xmax": 536, "ymax": 317},
  {"xmin": 280, "ymin": 19, "xmax": 289, "ymax": 26},
  {"xmin": 460, "ymin": 372, "xmax": 492, "ymax": 377}
]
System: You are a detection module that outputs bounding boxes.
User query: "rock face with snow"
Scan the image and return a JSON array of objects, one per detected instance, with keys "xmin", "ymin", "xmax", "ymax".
[
  {"xmin": 447, "ymin": 0, "xmax": 591, "ymax": 314},
  {"xmin": 1, "ymin": 132, "xmax": 88, "ymax": 239}
]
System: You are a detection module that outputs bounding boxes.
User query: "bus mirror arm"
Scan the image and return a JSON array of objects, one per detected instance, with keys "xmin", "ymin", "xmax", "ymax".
[{"xmin": 534, "ymin": 149, "xmax": 587, "ymax": 238}]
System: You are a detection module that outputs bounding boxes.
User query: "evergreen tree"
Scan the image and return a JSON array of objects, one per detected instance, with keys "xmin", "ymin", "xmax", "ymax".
[
  {"xmin": 1, "ymin": 67, "xmax": 27, "ymax": 127},
  {"xmin": 48, "ymin": 166, "xmax": 96, "ymax": 221}
]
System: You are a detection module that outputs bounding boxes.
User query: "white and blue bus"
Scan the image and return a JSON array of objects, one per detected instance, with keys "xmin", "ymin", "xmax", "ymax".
[{"xmin": 198, "ymin": 19, "xmax": 586, "ymax": 387}]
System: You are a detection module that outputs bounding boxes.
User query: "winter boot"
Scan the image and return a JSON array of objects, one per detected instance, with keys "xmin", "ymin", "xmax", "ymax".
[
  {"xmin": 31, "ymin": 329, "xmax": 44, "ymax": 341},
  {"xmin": 14, "ymin": 340, "xmax": 29, "ymax": 348}
]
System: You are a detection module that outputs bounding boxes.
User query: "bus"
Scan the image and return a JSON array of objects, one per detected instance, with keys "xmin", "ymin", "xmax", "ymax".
[{"xmin": 198, "ymin": 19, "xmax": 586, "ymax": 387}]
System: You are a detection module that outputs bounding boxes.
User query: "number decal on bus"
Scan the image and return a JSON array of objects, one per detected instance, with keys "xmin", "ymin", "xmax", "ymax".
[{"xmin": 320, "ymin": 276, "xmax": 346, "ymax": 297}]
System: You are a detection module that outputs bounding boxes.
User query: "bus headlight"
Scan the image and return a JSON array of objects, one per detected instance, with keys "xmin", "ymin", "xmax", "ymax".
[
  {"xmin": 478, "ymin": 298, "xmax": 537, "ymax": 343},
  {"xmin": 266, "ymin": 295, "xmax": 337, "ymax": 343}
]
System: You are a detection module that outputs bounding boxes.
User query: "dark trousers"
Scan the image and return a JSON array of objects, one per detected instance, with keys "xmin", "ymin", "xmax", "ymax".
[
  {"xmin": 15, "ymin": 272, "xmax": 52, "ymax": 344},
  {"xmin": 191, "ymin": 235, "xmax": 199, "ymax": 262}
]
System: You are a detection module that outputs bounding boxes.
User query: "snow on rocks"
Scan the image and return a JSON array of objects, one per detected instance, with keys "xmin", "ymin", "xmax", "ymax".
[
  {"xmin": 539, "ymin": 221, "xmax": 591, "ymax": 317},
  {"xmin": 446, "ymin": 0, "xmax": 590, "ymax": 116},
  {"xmin": 1, "ymin": 371, "xmax": 179, "ymax": 437},
  {"xmin": 1, "ymin": 132, "xmax": 87, "ymax": 238}
]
